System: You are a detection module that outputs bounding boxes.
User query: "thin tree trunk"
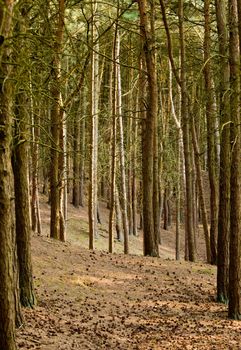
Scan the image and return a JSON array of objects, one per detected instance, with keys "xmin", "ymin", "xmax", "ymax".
[
  {"xmin": 116, "ymin": 29, "xmax": 129, "ymax": 254},
  {"xmin": 204, "ymin": 0, "xmax": 218, "ymax": 265},
  {"xmin": 132, "ymin": 108, "xmax": 138, "ymax": 237},
  {"xmin": 176, "ymin": 139, "xmax": 181, "ymax": 261},
  {"xmin": 50, "ymin": 0, "xmax": 65, "ymax": 240},
  {"xmin": 72, "ymin": 102, "xmax": 80, "ymax": 208},
  {"xmin": 163, "ymin": 187, "xmax": 169, "ymax": 230},
  {"xmin": 178, "ymin": 0, "xmax": 195, "ymax": 262},
  {"xmin": 31, "ymin": 91, "xmax": 42, "ymax": 235},
  {"xmin": 108, "ymin": 24, "xmax": 117, "ymax": 254},
  {"xmin": 191, "ymin": 108, "xmax": 211, "ymax": 264},
  {"xmin": 89, "ymin": 0, "xmax": 99, "ymax": 249},
  {"xmin": 215, "ymin": 0, "xmax": 230, "ymax": 304},
  {"xmin": 59, "ymin": 106, "xmax": 67, "ymax": 242},
  {"xmin": 79, "ymin": 104, "xmax": 86, "ymax": 207},
  {"xmin": 115, "ymin": 188, "xmax": 123, "ymax": 242}
]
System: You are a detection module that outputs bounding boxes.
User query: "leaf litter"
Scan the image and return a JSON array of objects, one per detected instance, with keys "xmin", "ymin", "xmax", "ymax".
[{"xmin": 16, "ymin": 199, "xmax": 241, "ymax": 349}]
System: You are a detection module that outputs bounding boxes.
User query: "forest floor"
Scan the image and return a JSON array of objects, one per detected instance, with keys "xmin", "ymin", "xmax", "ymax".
[{"xmin": 16, "ymin": 196, "xmax": 241, "ymax": 349}]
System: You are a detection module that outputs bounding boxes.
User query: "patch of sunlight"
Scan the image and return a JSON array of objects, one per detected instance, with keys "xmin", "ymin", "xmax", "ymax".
[
  {"xmin": 192, "ymin": 266, "xmax": 215, "ymax": 275},
  {"xmin": 71, "ymin": 272, "xmax": 137, "ymax": 288}
]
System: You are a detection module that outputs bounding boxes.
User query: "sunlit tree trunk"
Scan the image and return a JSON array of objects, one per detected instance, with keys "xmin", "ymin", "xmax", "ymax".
[
  {"xmin": 89, "ymin": 0, "xmax": 99, "ymax": 249},
  {"xmin": 59, "ymin": 106, "xmax": 67, "ymax": 242},
  {"xmin": 116, "ymin": 29, "xmax": 129, "ymax": 254},
  {"xmin": 108, "ymin": 24, "xmax": 117, "ymax": 254},
  {"xmin": 50, "ymin": 0, "xmax": 65, "ymax": 240},
  {"xmin": 168, "ymin": 60, "xmax": 183, "ymax": 260}
]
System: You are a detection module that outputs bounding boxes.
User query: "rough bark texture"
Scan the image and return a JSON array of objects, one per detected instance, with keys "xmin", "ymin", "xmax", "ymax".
[
  {"xmin": 215, "ymin": 0, "xmax": 230, "ymax": 304},
  {"xmin": 138, "ymin": 0, "xmax": 159, "ymax": 257},
  {"xmin": 0, "ymin": 1, "xmax": 17, "ymax": 348},
  {"xmin": 13, "ymin": 4, "xmax": 36, "ymax": 307},
  {"xmin": 228, "ymin": 0, "xmax": 241, "ymax": 320},
  {"xmin": 13, "ymin": 99, "xmax": 36, "ymax": 308}
]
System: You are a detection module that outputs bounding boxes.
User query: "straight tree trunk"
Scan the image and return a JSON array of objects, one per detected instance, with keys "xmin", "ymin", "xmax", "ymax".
[
  {"xmin": 79, "ymin": 103, "xmax": 86, "ymax": 207},
  {"xmin": 228, "ymin": 0, "xmax": 241, "ymax": 320},
  {"xmin": 0, "ymin": 1, "xmax": 17, "ymax": 348},
  {"xmin": 163, "ymin": 187, "xmax": 169, "ymax": 230},
  {"xmin": 204, "ymin": 0, "xmax": 218, "ymax": 265},
  {"xmin": 13, "ymin": 93, "xmax": 36, "ymax": 308},
  {"xmin": 138, "ymin": 0, "xmax": 159, "ymax": 257},
  {"xmin": 176, "ymin": 141, "xmax": 181, "ymax": 261},
  {"xmin": 127, "ymin": 98, "xmax": 134, "ymax": 236},
  {"xmin": 89, "ymin": 0, "xmax": 99, "ymax": 249},
  {"xmin": 215, "ymin": 0, "xmax": 230, "ymax": 304},
  {"xmin": 31, "ymin": 96, "xmax": 42, "ymax": 235},
  {"xmin": 168, "ymin": 60, "xmax": 183, "ymax": 260},
  {"xmin": 178, "ymin": 0, "xmax": 195, "ymax": 261},
  {"xmin": 72, "ymin": 102, "xmax": 80, "ymax": 208},
  {"xmin": 108, "ymin": 24, "xmax": 118, "ymax": 254},
  {"xmin": 50, "ymin": 0, "xmax": 65, "ymax": 240},
  {"xmin": 115, "ymin": 188, "xmax": 123, "ymax": 242},
  {"xmin": 191, "ymin": 108, "xmax": 211, "ymax": 264},
  {"xmin": 59, "ymin": 106, "xmax": 67, "ymax": 242},
  {"xmin": 132, "ymin": 110, "xmax": 138, "ymax": 237},
  {"xmin": 116, "ymin": 29, "xmax": 129, "ymax": 254}
]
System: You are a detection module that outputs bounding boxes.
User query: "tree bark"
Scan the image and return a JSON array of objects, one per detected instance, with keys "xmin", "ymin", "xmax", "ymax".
[
  {"xmin": 191, "ymin": 107, "xmax": 211, "ymax": 264},
  {"xmin": 89, "ymin": 0, "xmax": 99, "ymax": 249},
  {"xmin": 215, "ymin": 0, "xmax": 230, "ymax": 304},
  {"xmin": 116, "ymin": 29, "xmax": 129, "ymax": 254},
  {"xmin": 72, "ymin": 102, "xmax": 80, "ymax": 208},
  {"xmin": 138, "ymin": 0, "xmax": 159, "ymax": 257},
  {"xmin": 30, "ymin": 94, "xmax": 42, "ymax": 235},
  {"xmin": 108, "ymin": 23, "xmax": 118, "ymax": 254},
  {"xmin": 178, "ymin": 0, "xmax": 195, "ymax": 262},
  {"xmin": 50, "ymin": 0, "xmax": 65, "ymax": 240},
  {"xmin": 228, "ymin": 0, "xmax": 241, "ymax": 320},
  {"xmin": 13, "ymin": 94, "xmax": 36, "ymax": 308},
  {"xmin": 204, "ymin": 0, "xmax": 218, "ymax": 265},
  {"xmin": 0, "ymin": 1, "xmax": 17, "ymax": 348}
]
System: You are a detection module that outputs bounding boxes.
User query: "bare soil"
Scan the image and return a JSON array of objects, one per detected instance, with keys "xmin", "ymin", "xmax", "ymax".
[{"xmin": 16, "ymin": 197, "xmax": 241, "ymax": 349}]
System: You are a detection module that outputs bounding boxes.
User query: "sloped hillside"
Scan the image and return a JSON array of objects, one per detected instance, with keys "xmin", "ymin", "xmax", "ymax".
[{"xmin": 16, "ymin": 200, "xmax": 241, "ymax": 349}]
